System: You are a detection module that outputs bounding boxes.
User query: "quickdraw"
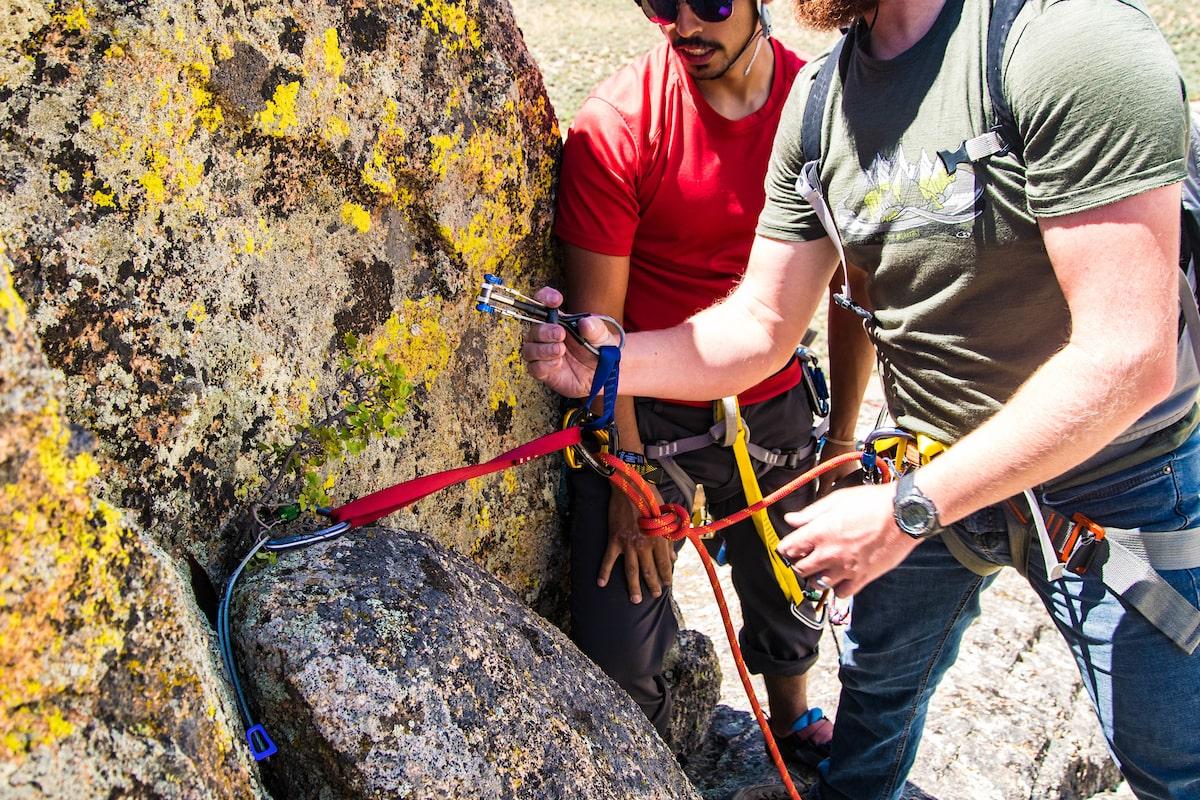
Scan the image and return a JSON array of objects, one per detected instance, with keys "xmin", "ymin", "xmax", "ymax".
[{"xmin": 475, "ymin": 273, "xmax": 625, "ymax": 356}]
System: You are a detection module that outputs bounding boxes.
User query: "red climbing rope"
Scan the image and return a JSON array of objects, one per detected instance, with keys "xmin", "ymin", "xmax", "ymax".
[{"xmin": 600, "ymin": 450, "xmax": 862, "ymax": 800}]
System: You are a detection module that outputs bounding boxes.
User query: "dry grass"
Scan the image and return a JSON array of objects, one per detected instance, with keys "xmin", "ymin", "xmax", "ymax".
[{"xmin": 510, "ymin": 0, "xmax": 1198, "ymax": 129}]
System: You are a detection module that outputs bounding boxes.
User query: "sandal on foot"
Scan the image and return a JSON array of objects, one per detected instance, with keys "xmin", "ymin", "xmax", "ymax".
[{"xmin": 773, "ymin": 707, "xmax": 832, "ymax": 769}]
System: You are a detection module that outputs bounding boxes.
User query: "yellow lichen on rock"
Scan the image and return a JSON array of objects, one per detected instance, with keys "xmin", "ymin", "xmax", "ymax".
[
  {"xmin": 256, "ymin": 81, "xmax": 301, "ymax": 137},
  {"xmin": 368, "ymin": 301, "xmax": 453, "ymax": 391},
  {"xmin": 0, "ymin": 398, "xmax": 132, "ymax": 757},
  {"xmin": 61, "ymin": 3, "xmax": 90, "ymax": 33},
  {"xmin": 360, "ymin": 99, "xmax": 409, "ymax": 202},
  {"xmin": 435, "ymin": 97, "xmax": 557, "ymax": 276},
  {"xmin": 340, "ymin": 202, "xmax": 372, "ymax": 234},
  {"xmin": 412, "ymin": 0, "xmax": 483, "ymax": 54},
  {"xmin": 0, "ymin": 244, "xmax": 26, "ymax": 334},
  {"xmin": 323, "ymin": 28, "xmax": 345, "ymax": 79}
]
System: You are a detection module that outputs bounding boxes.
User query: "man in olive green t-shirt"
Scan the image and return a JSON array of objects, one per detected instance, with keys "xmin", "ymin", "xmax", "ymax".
[{"xmin": 524, "ymin": 0, "xmax": 1199, "ymax": 798}]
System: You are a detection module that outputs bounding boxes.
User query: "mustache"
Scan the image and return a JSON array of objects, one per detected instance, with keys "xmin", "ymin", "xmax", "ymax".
[{"xmin": 671, "ymin": 35, "xmax": 723, "ymax": 51}]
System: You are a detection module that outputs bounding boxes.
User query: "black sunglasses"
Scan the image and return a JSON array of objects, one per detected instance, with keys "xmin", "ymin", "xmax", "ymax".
[{"xmin": 635, "ymin": 0, "xmax": 734, "ymax": 24}]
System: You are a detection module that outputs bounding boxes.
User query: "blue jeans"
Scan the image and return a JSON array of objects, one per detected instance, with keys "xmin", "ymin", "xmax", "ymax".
[{"xmin": 818, "ymin": 430, "xmax": 1200, "ymax": 800}]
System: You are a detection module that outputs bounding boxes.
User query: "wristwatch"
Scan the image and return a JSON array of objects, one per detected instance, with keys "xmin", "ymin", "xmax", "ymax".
[{"xmin": 892, "ymin": 471, "xmax": 941, "ymax": 539}]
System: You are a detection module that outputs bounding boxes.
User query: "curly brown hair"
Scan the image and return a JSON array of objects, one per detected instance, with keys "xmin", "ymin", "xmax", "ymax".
[{"xmin": 792, "ymin": 0, "xmax": 878, "ymax": 31}]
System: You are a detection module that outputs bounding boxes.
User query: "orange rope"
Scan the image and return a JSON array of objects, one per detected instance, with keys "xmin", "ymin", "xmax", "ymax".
[{"xmin": 598, "ymin": 450, "xmax": 863, "ymax": 800}]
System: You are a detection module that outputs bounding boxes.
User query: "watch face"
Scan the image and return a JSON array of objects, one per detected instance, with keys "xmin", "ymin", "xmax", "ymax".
[{"xmin": 898, "ymin": 498, "xmax": 931, "ymax": 533}]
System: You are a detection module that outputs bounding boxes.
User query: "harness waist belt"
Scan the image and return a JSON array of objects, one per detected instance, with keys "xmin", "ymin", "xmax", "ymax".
[{"xmin": 644, "ymin": 419, "xmax": 817, "ymax": 469}]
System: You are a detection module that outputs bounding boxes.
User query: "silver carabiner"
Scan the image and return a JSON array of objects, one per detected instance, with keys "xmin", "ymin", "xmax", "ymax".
[{"xmin": 475, "ymin": 274, "xmax": 625, "ymax": 355}]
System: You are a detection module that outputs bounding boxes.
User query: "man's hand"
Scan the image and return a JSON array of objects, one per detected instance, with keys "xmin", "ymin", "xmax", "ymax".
[
  {"xmin": 520, "ymin": 287, "xmax": 619, "ymax": 398},
  {"xmin": 599, "ymin": 484, "xmax": 676, "ymax": 604},
  {"xmin": 777, "ymin": 482, "xmax": 919, "ymax": 598}
]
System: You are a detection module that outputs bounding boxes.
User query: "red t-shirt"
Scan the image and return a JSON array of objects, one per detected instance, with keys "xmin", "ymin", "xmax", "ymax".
[{"xmin": 555, "ymin": 38, "xmax": 806, "ymax": 405}]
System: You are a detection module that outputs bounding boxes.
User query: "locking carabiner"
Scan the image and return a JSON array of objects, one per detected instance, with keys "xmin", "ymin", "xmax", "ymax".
[{"xmin": 561, "ymin": 406, "xmax": 620, "ymax": 476}]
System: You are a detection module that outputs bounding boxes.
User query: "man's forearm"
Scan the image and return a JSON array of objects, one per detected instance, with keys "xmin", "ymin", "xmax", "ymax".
[{"xmin": 916, "ymin": 336, "xmax": 1175, "ymax": 526}]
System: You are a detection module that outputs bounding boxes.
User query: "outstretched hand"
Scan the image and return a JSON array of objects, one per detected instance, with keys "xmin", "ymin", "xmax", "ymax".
[{"xmin": 520, "ymin": 287, "xmax": 617, "ymax": 398}]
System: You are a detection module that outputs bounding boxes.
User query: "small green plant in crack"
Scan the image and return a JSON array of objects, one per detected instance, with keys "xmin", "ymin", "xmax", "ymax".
[{"xmin": 262, "ymin": 332, "xmax": 414, "ymax": 513}]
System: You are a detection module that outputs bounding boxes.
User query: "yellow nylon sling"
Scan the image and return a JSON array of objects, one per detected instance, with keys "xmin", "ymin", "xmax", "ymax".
[{"xmin": 716, "ymin": 397, "xmax": 809, "ymax": 607}]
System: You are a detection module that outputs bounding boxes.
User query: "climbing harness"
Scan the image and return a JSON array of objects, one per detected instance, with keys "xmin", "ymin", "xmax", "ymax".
[
  {"xmin": 637, "ymin": 351, "xmax": 835, "ymax": 626},
  {"xmin": 718, "ymin": 396, "xmax": 827, "ymax": 626}
]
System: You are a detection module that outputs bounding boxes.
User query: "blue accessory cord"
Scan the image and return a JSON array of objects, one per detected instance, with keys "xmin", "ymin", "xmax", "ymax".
[
  {"xmin": 581, "ymin": 345, "xmax": 621, "ymax": 431},
  {"xmin": 217, "ymin": 536, "xmax": 278, "ymax": 762}
]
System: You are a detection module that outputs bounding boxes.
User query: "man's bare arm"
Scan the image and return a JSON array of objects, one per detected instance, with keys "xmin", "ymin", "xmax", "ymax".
[
  {"xmin": 525, "ymin": 235, "xmax": 841, "ymax": 400},
  {"xmin": 915, "ymin": 183, "xmax": 1181, "ymax": 523}
]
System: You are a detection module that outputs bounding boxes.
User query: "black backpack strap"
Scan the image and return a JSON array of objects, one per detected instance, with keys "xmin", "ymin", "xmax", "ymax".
[
  {"xmin": 986, "ymin": 0, "xmax": 1027, "ymax": 159},
  {"xmin": 800, "ymin": 32, "xmax": 851, "ymax": 165}
]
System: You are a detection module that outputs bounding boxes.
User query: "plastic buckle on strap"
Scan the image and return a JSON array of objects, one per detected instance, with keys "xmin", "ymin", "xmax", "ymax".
[
  {"xmin": 246, "ymin": 724, "xmax": 278, "ymax": 761},
  {"xmin": 691, "ymin": 484, "xmax": 713, "ymax": 533},
  {"xmin": 832, "ymin": 292, "xmax": 878, "ymax": 325},
  {"xmin": 765, "ymin": 447, "xmax": 806, "ymax": 470},
  {"xmin": 1055, "ymin": 513, "xmax": 1107, "ymax": 575}
]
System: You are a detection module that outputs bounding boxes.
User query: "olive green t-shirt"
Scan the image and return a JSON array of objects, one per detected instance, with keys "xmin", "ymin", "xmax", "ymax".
[{"xmin": 758, "ymin": 0, "xmax": 1192, "ymax": 485}]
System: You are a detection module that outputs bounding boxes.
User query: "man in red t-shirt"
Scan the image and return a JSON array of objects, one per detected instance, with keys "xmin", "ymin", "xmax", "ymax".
[{"xmin": 555, "ymin": 0, "xmax": 873, "ymax": 767}]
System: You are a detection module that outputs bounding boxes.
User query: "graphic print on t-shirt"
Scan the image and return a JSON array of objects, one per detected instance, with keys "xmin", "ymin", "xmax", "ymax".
[{"xmin": 835, "ymin": 145, "xmax": 983, "ymax": 238}]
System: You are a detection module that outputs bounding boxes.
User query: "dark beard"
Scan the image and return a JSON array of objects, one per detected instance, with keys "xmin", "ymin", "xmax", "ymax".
[{"xmin": 792, "ymin": 0, "xmax": 878, "ymax": 31}]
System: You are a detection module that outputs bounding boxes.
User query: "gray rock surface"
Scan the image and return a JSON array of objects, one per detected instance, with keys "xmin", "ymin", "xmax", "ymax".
[
  {"xmin": 663, "ymin": 628, "xmax": 722, "ymax": 759},
  {"xmin": 234, "ymin": 526, "xmax": 700, "ymax": 800}
]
